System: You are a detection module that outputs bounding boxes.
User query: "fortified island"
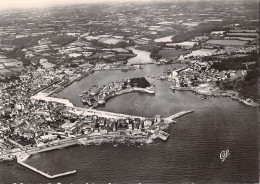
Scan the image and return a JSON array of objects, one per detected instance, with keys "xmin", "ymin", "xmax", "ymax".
[{"xmin": 80, "ymin": 77, "xmax": 155, "ymax": 107}]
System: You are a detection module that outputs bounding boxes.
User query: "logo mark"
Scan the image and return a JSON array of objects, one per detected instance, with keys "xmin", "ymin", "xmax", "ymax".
[{"xmin": 220, "ymin": 149, "xmax": 230, "ymax": 162}]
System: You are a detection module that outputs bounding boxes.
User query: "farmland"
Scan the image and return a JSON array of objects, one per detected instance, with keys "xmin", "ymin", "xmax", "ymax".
[
  {"xmin": 206, "ymin": 39, "xmax": 248, "ymax": 46},
  {"xmin": 159, "ymin": 49, "xmax": 188, "ymax": 59}
]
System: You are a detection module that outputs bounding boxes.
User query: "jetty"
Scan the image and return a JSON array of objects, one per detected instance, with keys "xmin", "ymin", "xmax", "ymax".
[
  {"xmin": 17, "ymin": 155, "xmax": 76, "ymax": 179},
  {"xmin": 163, "ymin": 110, "xmax": 194, "ymax": 122}
]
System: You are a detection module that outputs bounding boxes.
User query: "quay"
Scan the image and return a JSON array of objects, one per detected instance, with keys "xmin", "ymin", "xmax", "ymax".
[
  {"xmin": 28, "ymin": 139, "xmax": 80, "ymax": 155},
  {"xmin": 17, "ymin": 155, "xmax": 76, "ymax": 179},
  {"xmin": 70, "ymin": 106, "xmax": 149, "ymax": 120}
]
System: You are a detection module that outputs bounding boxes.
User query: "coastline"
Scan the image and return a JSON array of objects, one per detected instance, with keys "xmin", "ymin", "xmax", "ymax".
[
  {"xmin": 0, "ymin": 109, "xmax": 194, "ymax": 161},
  {"xmin": 111, "ymin": 87, "xmax": 155, "ymax": 100},
  {"xmin": 170, "ymin": 86, "xmax": 259, "ymax": 107},
  {"xmin": 92, "ymin": 87, "xmax": 155, "ymax": 108}
]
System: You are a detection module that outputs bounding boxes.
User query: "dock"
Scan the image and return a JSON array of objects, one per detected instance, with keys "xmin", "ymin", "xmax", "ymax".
[{"xmin": 17, "ymin": 156, "xmax": 76, "ymax": 179}]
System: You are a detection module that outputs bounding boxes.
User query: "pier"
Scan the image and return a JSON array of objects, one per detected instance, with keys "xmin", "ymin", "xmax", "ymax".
[
  {"xmin": 164, "ymin": 110, "xmax": 194, "ymax": 122},
  {"xmin": 17, "ymin": 156, "xmax": 76, "ymax": 179}
]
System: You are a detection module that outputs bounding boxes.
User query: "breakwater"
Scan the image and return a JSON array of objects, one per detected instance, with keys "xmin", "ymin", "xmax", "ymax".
[
  {"xmin": 18, "ymin": 159, "xmax": 76, "ymax": 179},
  {"xmin": 164, "ymin": 110, "xmax": 194, "ymax": 122}
]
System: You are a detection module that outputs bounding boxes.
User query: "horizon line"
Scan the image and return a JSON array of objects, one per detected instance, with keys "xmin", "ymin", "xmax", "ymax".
[{"xmin": 0, "ymin": 0, "xmax": 257, "ymax": 11}]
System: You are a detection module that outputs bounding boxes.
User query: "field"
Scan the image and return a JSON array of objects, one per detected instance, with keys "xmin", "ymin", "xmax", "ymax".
[
  {"xmin": 229, "ymin": 29, "xmax": 257, "ymax": 33},
  {"xmin": 40, "ymin": 60, "xmax": 56, "ymax": 69},
  {"xmin": 0, "ymin": 64, "xmax": 5, "ymax": 69},
  {"xmin": 135, "ymin": 44, "xmax": 157, "ymax": 52},
  {"xmin": 224, "ymin": 37, "xmax": 256, "ymax": 41},
  {"xmin": 159, "ymin": 49, "xmax": 188, "ymax": 59},
  {"xmin": 102, "ymin": 48, "xmax": 129, "ymax": 53},
  {"xmin": 226, "ymin": 33, "xmax": 258, "ymax": 37},
  {"xmin": 0, "ymin": 57, "xmax": 24, "ymax": 76},
  {"xmin": 91, "ymin": 52, "xmax": 115, "ymax": 58},
  {"xmin": 185, "ymin": 49, "xmax": 217, "ymax": 58},
  {"xmin": 85, "ymin": 35, "xmax": 111, "ymax": 41},
  {"xmin": 0, "ymin": 69, "xmax": 14, "ymax": 75},
  {"xmin": 98, "ymin": 37, "xmax": 125, "ymax": 45},
  {"xmin": 3, "ymin": 62, "xmax": 23, "ymax": 67},
  {"xmin": 206, "ymin": 39, "xmax": 248, "ymax": 46},
  {"xmin": 154, "ymin": 35, "xmax": 175, "ymax": 42},
  {"xmin": 117, "ymin": 53, "xmax": 136, "ymax": 57},
  {"xmin": 182, "ymin": 22, "xmax": 201, "ymax": 27},
  {"xmin": 0, "ymin": 58, "xmax": 22, "ymax": 63}
]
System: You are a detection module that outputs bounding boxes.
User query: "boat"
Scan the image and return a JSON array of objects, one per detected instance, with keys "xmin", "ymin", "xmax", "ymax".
[
  {"xmin": 98, "ymin": 99, "xmax": 106, "ymax": 105},
  {"xmin": 81, "ymin": 97, "xmax": 93, "ymax": 106},
  {"xmin": 159, "ymin": 76, "xmax": 166, "ymax": 80},
  {"xmin": 242, "ymin": 98, "xmax": 259, "ymax": 107},
  {"xmin": 90, "ymin": 91, "xmax": 97, "ymax": 96},
  {"xmin": 81, "ymin": 98, "xmax": 88, "ymax": 104}
]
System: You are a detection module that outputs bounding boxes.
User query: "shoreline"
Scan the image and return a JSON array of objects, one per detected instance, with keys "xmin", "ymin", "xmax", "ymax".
[
  {"xmin": 0, "ymin": 109, "xmax": 194, "ymax": 161},
  {"xmin": 98, "ymin": 87, "xmax": 155, "ymax": 106},
  {"xmin": 170, "ymin": 86, "xmax": 259, "ymax": 107}
]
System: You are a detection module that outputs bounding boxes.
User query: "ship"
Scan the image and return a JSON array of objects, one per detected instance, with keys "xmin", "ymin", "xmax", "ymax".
[
  {"xmin": 98, "ymin": 99, "xmax": 106, "ymax": 105},
  {"xmin": 159, "ymin": 76, "xmax": 167, "ymax": 80},
  {"xmin": 241, "ymin": 98, "xmax": 259, "ymax": 107},
  {"xmin": 81, "ymin": 97, "xmax": 93, "ymax": 106}
]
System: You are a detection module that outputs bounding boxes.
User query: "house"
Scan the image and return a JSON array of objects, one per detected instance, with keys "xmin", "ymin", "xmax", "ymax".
[
  {"xmin": 40, "ymin": 134, "xmax": 57, "ymax": 141},
  {"xmin": 143, "ymin": 119, "xmax": 153, "ymax": 127}
]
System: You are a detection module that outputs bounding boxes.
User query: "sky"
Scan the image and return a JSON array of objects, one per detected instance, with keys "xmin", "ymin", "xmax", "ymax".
[
  {"xmin": 0, "ymin": 0, "xmax": 255, "ymax": 10},
  {"xmin": 0, "ymin": 0, "xmax": 156, "ymax": 10}
]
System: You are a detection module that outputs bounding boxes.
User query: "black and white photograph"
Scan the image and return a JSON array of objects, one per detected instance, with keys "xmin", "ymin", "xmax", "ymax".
[{"xmin": 0, "ymin": 0, "xmax": 259, "ymax": 183}]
